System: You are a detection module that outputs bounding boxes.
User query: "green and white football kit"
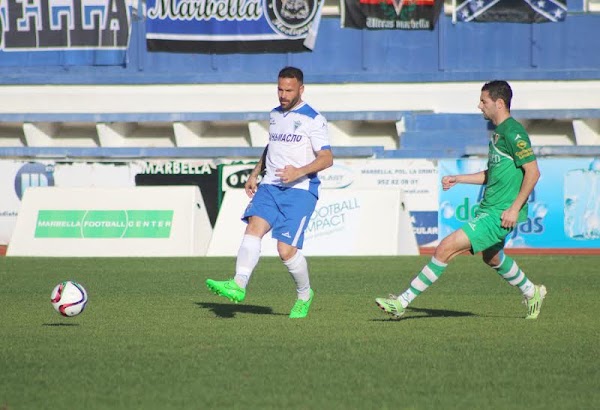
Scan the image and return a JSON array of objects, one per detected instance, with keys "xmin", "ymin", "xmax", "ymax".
[
  {"xmin": 376, "ymin": 117, "xmax": 546, "ymax": 320},
  {"xmin": 462, "ymin": 117, "xmax": 536, "ymax": 253}
]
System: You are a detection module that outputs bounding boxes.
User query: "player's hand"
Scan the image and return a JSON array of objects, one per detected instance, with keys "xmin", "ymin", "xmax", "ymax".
[
  {"xmin": 442, "ymin": 175, "xmax": 458, "ymax": 191},
  {"xmin": 501, "ymin": 208, "xmax": 519, "ymax": 229},
  {"xmin": 244, "ymin": 175, "xmax": 259, "ymax": 198},
  {"xmin": 275, "ymin": 165, "xmax": 300, "ymax": 184}
]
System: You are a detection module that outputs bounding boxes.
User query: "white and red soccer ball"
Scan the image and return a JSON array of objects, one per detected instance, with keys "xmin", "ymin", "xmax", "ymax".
[{"xmin": 50, "ymin": 281, "xmax": 88, "ymax": 317}]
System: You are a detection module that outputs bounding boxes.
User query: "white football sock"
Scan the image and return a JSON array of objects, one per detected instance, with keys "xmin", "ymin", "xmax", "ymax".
[
  {"xmin": 234, "ymin": 234, "xmax": 261, "ymax": 288},
  {"xmin": 284, "ymin": 251, "xmax": 311, "ymax": 301}
]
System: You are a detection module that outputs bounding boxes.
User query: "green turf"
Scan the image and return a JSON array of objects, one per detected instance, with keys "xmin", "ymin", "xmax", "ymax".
[{"xmin": 1, "ymin": 255, "xmax": 598, "ymax": 410}]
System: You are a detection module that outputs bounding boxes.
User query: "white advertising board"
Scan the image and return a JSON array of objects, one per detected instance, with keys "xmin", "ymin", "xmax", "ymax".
[
  {"xmin": 0, "ymin": 160, "xmax": 141, "ymax": 245},
  {"xmin": 7, "ymin": 186, "xmax": 212, "ymax": 257},
  {"xmin": 219, "ymin": 158, "xmax": 440, "ymax": 247},
  {"xmin": 220, "ymin": 159, "xmax": 439, "ymax": 208},
  {"xmin": 207, "ymin": 189, "xmax": 418, "ymax": 256}
]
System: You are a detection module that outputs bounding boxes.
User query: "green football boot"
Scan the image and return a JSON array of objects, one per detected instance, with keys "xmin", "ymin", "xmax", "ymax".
[
  {"xmin": 206, "ymin": 278, "xmax": 246, "ymax": 303},
  {"xmin": 289, "ymin": 289, "xmax": 314, "ymax": 319},
  {"xmin": 375, "ymin": 295, "xmax": 405, "ymax": 318},
  {"xmin": 524, "ymin": 284, "xmax": 547, "ymax": 319}
]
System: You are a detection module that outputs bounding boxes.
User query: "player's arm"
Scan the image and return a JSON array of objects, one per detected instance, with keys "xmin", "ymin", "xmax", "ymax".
[
  {"xmin": 442, "ymin": 170, "xmax": 488, "ymax": 191},
  {"xmin": 500, "ymin": 160, "xmax": 540, "ymax": 228},
  {"xmin": 245, "ymin": 145, "xmax": 268, "ymax": 197},
  {"xmin": 276, "ymin": 148, "xmax": 333, "ymax": 184}
]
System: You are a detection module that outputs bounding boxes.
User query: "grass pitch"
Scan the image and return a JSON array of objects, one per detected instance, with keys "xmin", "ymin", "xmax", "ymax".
[{"xmin": 1, "ymin": 255, "xmax": 599, "ymax": 410}]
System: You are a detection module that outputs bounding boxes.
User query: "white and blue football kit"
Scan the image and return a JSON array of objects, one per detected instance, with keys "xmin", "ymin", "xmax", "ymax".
[{"xmin": 243, "ymin": 101, "xmax": 331, "ymax": 249}]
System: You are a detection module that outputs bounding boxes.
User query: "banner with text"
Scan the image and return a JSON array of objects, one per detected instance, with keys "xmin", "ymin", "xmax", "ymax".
[
  {"xmin": 341, "ymin": 0, "xmax": 443, "ymax": 30},
  {"xmin": 208, "ymin": 189, "xmax": 418, "ymax": 256},
  {"xmin": 7, "ymin": 186, "xmax": 212, "ymax": 257},
  {"xmin": 0, "ymin": 0, "xmax": 132, "ymax": 66},
  {"xmin": 0, "ymin": 159, "xmax": 247, "ymax": 246},
  {"xmin": 439, "ymin": 158, "xmax": 600, "ymax": 249},
  {"xmin": 219, "ymin": 158, "xmax": 440, "ymax": 246},
  {"xmin": 0, "ymin": 160, "xmax": 142, "ymax": 245},
  {"xmin": 145, "ymin": 0, "xmax": 325, "ymax": 53}
]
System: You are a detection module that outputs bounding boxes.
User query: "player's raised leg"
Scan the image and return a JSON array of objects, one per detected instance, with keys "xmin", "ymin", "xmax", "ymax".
[
  {"xmin": 206, "ymin": 216, "xmax": 270, "ymax": 303},
  {"xmin": 206, "ymin": 234, "xmax": 262, "ymax": 303},
  {"xmin": 376, "ymin": 229, "xmax": 471, "ymax": 318},
  {"xmin": 375, "ymin": 257, "xmax": 446, "ymax": 318}
]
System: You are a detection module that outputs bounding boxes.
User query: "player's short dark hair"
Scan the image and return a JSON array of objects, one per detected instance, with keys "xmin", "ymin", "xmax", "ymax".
[
  {"xmin": 278, "ymin": 66, "xmax": 304, "ymax": 84},
  {"xmin": 482, "ymin": 80, "xmax": 513, "ymax": 110}
]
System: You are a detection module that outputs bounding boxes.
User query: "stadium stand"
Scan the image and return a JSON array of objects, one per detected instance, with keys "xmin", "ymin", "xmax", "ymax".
[{"xmin": 0, "ymin": 7, "xmax": 599, "ymax": 159}]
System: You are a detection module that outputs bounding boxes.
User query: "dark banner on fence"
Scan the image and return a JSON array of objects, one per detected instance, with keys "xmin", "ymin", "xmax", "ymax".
[
  {"xmin": 341, "ymin": 0, "xmax": 443, "ymax": 30},
  {"xmin": 145, "ymin": 0, "xmax": 325, "ymax": 53},
  {"xmin": 453, "ymin": 0, "xmax": 567, "ymax": 23},
  {"xmin": 0, "ymin": 0, "xmax": 130, "ymax": 66}
]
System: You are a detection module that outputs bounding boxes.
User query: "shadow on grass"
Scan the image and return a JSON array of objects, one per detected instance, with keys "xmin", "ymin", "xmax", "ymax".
[
  {"xmin": 372, "ymin": 306, "xmax": 476, "ymax": 322},
  {"xmin": 42, "ymin": 323, "xmax": 80, "ymax": 327},
  {"xmin": 195, "ymin": 302, "xmax": 287, "ymax": 318}
]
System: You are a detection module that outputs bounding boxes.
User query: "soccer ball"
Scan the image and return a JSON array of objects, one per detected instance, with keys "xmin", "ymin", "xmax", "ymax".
[{"xmin": 50, "ymin": 281, "xmax": 88, "ymax": 317}]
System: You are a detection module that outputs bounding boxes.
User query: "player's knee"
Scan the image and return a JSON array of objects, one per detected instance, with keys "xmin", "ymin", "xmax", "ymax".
[
  {"xmin": 245, "ymin": 217, "xmax": 270, "ymax": 237},
  {"xmin": 481, "ymin": 248, "xmax": 502, "ymax": 266},
  {"xmin": 277, "ymin": 243, "xmax": 296, "ymax": 261},
  {"xmin": 482, "ymin": 254, "xmax": 501, "ymax": 267},
  {"xmin": 434, "ymin": 236, "xmax": 455, "ymax": 260}
]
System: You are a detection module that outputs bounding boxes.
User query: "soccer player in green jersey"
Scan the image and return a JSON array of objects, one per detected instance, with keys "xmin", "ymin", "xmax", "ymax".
[{"xmin": 376, "ymin": 80, "xmax": 547, "ymax": 320}]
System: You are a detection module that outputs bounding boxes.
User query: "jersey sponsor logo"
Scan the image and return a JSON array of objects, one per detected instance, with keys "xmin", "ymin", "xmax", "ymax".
[
  {"xmin": 516, "ymin": 140, "xmax": 528, "ymax": 149},
  {"xmin": 516, "ymin": 147, "xmax": 534, "ymax": 159},
  {"xmin": 269, "ymin": 133, "xmax": 303, "ymax": 142}
]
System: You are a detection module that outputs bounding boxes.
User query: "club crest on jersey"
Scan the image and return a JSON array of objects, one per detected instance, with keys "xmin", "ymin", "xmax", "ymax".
[
  {"xmin": 293, "ymin": 120, "xmax": 302, "ymax": 131},
  {"xmin": 264, "ymin": 0, "xmax": 320, "ymax": 38}
]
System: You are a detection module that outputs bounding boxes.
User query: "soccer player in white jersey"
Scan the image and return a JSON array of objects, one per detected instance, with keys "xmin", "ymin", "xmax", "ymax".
[{"xmin": 206, "ymin": 66, "xmax": 333, "ymax": 319}]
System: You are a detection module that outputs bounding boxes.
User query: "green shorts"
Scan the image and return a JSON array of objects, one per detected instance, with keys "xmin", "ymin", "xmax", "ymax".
[{"xmin": 460, "ymin": 211, "xmax": 513, "ymax": 254}]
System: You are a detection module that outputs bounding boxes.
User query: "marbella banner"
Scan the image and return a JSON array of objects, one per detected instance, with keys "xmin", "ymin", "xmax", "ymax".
[
  {"xmin": 7, "ymin": 186, "xmax": 213, "ymax": 257},
  {"xmin": 453, "ymin": 0, "xmax": 567, "ymax": 23},
  {"xmin": 0, "ymin": 0, "xmax": 132, "ymax": 66},
  {"xmin": 341, "ymin": 0, "xmax": 443, "ymax": 30},
  {"xmin": 145, "ymin": 0, "xmax": 325, "ymax": 53}
]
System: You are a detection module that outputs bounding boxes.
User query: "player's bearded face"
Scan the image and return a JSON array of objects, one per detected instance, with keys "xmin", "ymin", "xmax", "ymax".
[
  {"xmin": 478, "ymin": 91, "xmax": 496, "ymax": 121},
  {"xmin": 278, "ymin": 77, "xmax": 304, "ymax": 111}
]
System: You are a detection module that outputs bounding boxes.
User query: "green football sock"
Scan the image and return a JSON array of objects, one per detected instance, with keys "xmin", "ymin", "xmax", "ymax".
[
  {"xmin": 493, "ymin": 254, "xmax": 535, "ymax": 298},
  {"xmin": 399, "ymin": 257, "xmax": 447, "ymax": 307}
]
